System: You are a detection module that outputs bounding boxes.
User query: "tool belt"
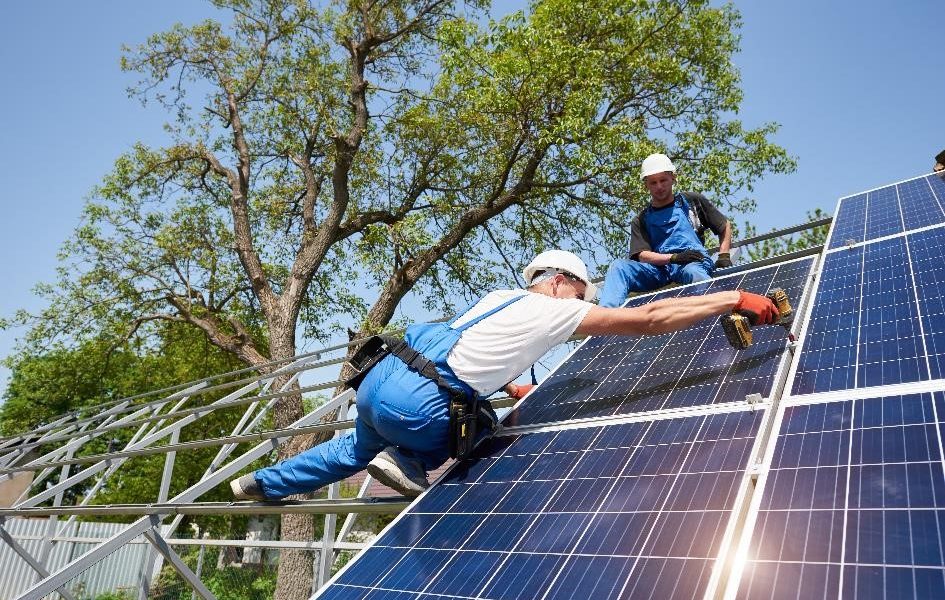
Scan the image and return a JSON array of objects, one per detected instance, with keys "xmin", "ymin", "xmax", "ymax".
[{"xmin": 344, "ymin": 335, "xmax": 498, "ymax": 460}]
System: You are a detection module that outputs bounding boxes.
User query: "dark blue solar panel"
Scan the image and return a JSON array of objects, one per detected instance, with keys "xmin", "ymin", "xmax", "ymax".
[
  {"xmin": 792, "ymin": 228, "xmax": 945, "ymax": 394},
  {"xmin": 899, "ymin": 176, "xmax": 945, "ymax": 231},
  {"xmin": 828, "ymin": 175, "xmax": 945, "ymax": 250},
  {"xmin": 828, "ymin": 193, "xmax": 867, "ymax": 250},
  {"xmin": 909, "ymin": 227, "xmax": 945, "ymax": 379},
  {"xmin": 323, "ymin": 409, "xmax": 764, "ymax": 600},
  {"xmin": 506, "ymin": 258, "xmax": 815, "ymax": 426},
  {"xmin": 865, "ymin": 185, "xmax": 904, "ymax": 240},
  {"xmin": 736, "ymin": 393, "xmax": 945, "ymax": 599}
]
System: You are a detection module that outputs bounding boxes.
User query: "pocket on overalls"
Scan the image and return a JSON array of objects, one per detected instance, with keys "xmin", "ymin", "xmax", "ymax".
[{"xmin": 376, "ymin": 396, "xmax": 434, "ymax": 433}]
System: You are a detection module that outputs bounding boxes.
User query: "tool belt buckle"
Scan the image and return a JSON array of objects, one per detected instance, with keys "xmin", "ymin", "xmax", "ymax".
[{"xmin": 343, "ymin": 335, "xmax": 397, "ymax": 391}]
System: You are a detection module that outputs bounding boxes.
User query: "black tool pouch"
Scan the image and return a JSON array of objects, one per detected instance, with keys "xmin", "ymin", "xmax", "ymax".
[
  {"xmin": 448, "ymin": 397, "xmax": 499, "ymax": 460},
  {"xmin": 447, "ymin": 394, "xmax": 478, "ymax": 460},
  {"xmin": 344, "ymin": 335, "xmax": 399, "ymax": 391}
]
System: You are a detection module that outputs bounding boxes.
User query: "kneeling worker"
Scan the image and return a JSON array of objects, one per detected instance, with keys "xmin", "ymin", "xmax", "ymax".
[
  {"xmin": 231, "ymin": 250, "xmax": 779, "ymax": 499},
  {"xmin": 599, "ymin": 153, "xmax": 733, "ymax": 307}
]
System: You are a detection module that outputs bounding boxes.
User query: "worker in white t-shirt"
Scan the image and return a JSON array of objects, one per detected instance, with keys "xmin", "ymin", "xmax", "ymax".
[{"xmin": 231, "ymin": 250, "xmax": 780, "ymax": 499}]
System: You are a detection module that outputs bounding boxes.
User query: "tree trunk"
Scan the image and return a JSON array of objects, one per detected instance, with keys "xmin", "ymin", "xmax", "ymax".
[{"xmin": 267, "ymin": 329, "xmax": 319, "ymax": 600}]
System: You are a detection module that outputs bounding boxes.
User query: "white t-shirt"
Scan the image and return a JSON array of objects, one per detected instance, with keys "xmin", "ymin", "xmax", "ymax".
[{"xmin": 446, "ymin": 290, "xmax": 594, "ymax": 395}]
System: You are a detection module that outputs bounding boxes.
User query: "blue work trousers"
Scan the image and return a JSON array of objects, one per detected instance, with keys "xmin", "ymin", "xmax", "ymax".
[
  {"xmin": 599, "ymin": 257, "xmax": 714, "ymax": 308},
  {"xmin": 254, "ymin": 355, "xmax": 450, "ymax": 498}
]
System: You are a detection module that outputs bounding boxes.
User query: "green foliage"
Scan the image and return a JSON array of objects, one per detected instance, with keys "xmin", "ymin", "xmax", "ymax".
[
  {"xmin": 89, "ymin": 591, "xmax": 134, "ymax": 600},
  {"xmin": 5, "ymin": 0, "xmax": 795, "ymax": 371},
  {"xmin": 742, "ymin": 208, "xmax": 831, "ymax": 262},
  {"xmin": 150, "ymin": 547, "xmax": 278, "ymax": 600}
]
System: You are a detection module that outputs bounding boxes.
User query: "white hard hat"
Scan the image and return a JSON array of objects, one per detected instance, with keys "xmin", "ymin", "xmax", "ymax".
[
  {"xmin": 522, "ymin": 249, "xmax": 597, "ymax": 302},
  {"xmin": 640, "ymin": 153, "xmax": 676, "ymax": 180}
]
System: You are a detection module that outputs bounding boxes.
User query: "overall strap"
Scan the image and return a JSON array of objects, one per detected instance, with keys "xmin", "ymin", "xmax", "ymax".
[
  {"xmin": 677, "ymin": 192, "xmax": 704, "ymax": 232},
  {"xmin": 446, "ymin": 298, "xmax": 480, "ymax": 327},
  {"xmin": 452, "ymin": 293, "xmax": 527, "ymax": 333}
]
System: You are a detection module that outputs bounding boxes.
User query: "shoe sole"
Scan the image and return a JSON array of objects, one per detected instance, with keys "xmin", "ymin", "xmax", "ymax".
[{"xmin": 367, "ymin": 456, "xmax": 427, "ymax": 498}]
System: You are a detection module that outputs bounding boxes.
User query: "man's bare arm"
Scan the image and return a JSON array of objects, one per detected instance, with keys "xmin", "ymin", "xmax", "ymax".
[
  {"xmin": 576, "ymin": 291, "xmax": 741, "ymax": 337},
  {"xmin": 719, "ymin": 221, "xmax": 732, "ymax": 254},
  {"xmin": 636, "ymin": 250, "xmax": 673, "ymax": 266}
]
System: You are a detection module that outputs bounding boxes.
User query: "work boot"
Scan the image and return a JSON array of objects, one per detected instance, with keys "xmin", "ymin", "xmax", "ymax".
[
  {"xmin": 367, "ymin": 447, "xmax": 430, "ymax": 498},
  {"xmin": 230, "ymin": 473, "xmax": 267, "ymax": 501}
]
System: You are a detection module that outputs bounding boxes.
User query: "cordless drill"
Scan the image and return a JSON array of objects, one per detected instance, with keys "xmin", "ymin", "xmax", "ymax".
[{"xmin": 721, "ymin": 288, "xmax": 794, "ymax": 349}]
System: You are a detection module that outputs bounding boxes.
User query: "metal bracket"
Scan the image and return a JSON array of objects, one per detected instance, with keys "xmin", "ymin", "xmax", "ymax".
[{"xmin": 745, "ymin": 393, "xmax": 763, "ymax": 411}]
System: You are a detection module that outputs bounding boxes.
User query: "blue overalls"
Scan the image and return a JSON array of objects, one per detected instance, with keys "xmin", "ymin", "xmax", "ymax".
[
  {"xmin": 599, "ymin": 193, "xmax": 715, "ymax": 307},
  {"xmin": 253, "ymin": 295, "xmax": 526, "ymax": 498}
]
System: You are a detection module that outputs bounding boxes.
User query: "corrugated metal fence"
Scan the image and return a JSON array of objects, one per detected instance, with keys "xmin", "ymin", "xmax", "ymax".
[{"xmin": 0, "ymin": 518, "xmax": 150, "ymax": 600}]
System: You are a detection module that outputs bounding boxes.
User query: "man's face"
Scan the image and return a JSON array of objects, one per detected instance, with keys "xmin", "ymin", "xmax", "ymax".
[
  {"xmin": 644, "ymin": 171, "xmax": 676, "ymax": 203},
  {"xmin": 551, "ymin": 274, "xmax": 587, "ymax": 301}
]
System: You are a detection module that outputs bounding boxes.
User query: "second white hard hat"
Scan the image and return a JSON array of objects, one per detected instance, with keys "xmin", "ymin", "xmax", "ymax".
[
  {"xmin": 522, "ymin": 249, "xmax": 598, "ymax": 302},
  {"xmin": 640, "ymin": 153, "xmax": 676, "ymax": 180}
]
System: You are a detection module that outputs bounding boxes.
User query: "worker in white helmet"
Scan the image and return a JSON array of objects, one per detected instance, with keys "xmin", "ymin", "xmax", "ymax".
[
  {"xmin": 599, "ymin": 153, "xmax": 733, "ymax": 307},
  {"xmin": 231, "ymin": 250, "xmax": 778, "ymax": 500}
]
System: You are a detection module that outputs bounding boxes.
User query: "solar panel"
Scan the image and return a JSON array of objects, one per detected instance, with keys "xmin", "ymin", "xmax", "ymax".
[
  {"xmin": 731, "ymin": 392, "xmax": 945, "ymax": 599},
  {"xmin": 322, "ymin": 407, "xmax": 765, "ymax": 600},
  {"xmin": 827, "ymin": 175, "xmax": 945, "ymax": 250},
  {"xmin": 728, "ymin": 172, "xmax": 945, "ymax": 598},
  {"xmin": 792, "ymin": 225, "xmax": 945, "ymax": 395},
  {"xmin": 507, "ymin": 257, "xmax": 815, "ymax": 426}
]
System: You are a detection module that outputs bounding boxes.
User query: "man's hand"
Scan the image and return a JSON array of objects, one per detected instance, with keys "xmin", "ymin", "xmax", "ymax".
[
  {"xmin": 714, "ymin": 252, "xmax": 733, "ymax": 269},
  {"xmin": 734, "ymin": 290, "xmax": 780, "ymax": 325},
  {"xmin": 507, "ymin": 383, "xmax": 535, "ymax": 399},
  {"xmin": 669, "ymin": 250, "xmax": 704, "ymax": 265}
]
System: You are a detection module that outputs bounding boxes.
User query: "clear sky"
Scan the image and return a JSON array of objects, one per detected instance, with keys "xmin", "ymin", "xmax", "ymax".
[{"xmin": 1, "ymin": 1, "xmax": 942, "ymax": 396}]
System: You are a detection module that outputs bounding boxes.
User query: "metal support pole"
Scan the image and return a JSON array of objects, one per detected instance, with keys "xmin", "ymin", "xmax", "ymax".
[
  {"xmin": 317, "ymin": 482, "xmax": 340, "ymax": 589},
  {"xmin": 139, "ymin": 427, "xmax": 180, "ymax": 600},
  {"xmin": 35, "ymin": 447, "xmax": 75, "ymax": 597},
  {"xmin": 142, "ymin": 520, "xmax": 216, "ymax": 600},
  {"xmin": 192, "ymin": 542, "xmax": 207, "ymax": 600},
  {"xmin": 314, "ymin": 395, "xmax": 353, "ymax": 592}
]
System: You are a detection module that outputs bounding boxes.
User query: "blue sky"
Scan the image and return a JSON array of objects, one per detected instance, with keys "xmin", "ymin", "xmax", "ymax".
[{"xmin": 1, "ymin": 1, "xmax": 942, "ymax": 396}]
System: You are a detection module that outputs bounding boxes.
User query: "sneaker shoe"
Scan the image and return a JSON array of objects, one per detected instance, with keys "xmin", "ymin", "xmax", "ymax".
[
  {"xmin": 230, "ymin": 473, "xmax": 267, "ymax": 501},
  {"xmin": 367, "ymin": 447, "xmax": 430, "ymax": 498}
]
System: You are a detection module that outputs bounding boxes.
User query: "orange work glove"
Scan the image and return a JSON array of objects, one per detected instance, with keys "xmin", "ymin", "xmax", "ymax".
[
  {"xmin": 509, "ymin": 383, "xmax": 535, "ymax": 399},
  {"xmin": 734, "ymin": 290, "xmax": 780, "ymax": 325}
]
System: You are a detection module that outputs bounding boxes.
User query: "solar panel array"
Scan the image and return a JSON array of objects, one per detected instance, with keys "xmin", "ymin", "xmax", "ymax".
[
  {"xmin": 326, "ymin": 408, "xmax": 763, "ymax": 600},
  {"xmin": 827, "ymin": 174, "xmax": 945, "ymax": 250},
  {"xmin": 730, "ymin": 173, "xmax": 945, "ymax": 599},
  {"xmin": 315, "ymin": 172, "xmax": 945, "ymax": 600}
]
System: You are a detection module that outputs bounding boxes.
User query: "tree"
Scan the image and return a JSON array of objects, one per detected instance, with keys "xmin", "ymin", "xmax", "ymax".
[
  {"xmin": 7, "ymin": 1, "xmax": 794, "ymax": 597},
  {"xmin": 742, "ymin": 208, "xmax": 830, "ymax": 262}
]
